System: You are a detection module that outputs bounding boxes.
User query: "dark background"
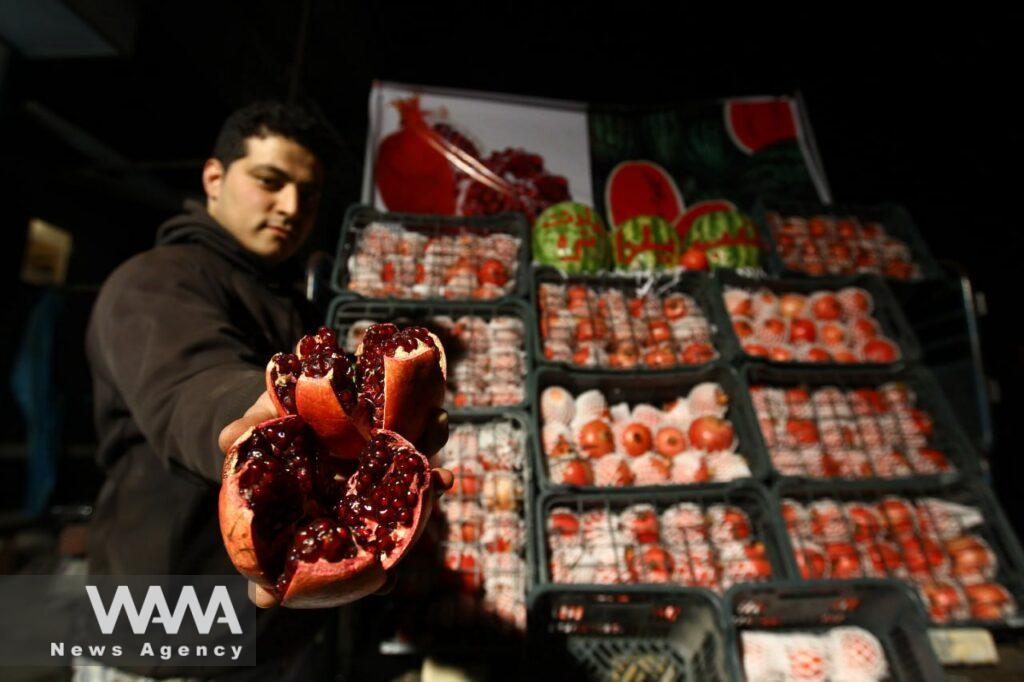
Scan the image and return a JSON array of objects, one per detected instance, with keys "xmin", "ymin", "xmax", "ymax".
[{"xmin": 0, "ymin": 5, "xmax": 1020, "ymax": 528}]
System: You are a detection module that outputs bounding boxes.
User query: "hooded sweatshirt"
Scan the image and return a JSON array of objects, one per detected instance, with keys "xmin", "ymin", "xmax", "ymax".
[{"xmin": 85, "ymin": 200, "xmax": 328, "ymax": 675}]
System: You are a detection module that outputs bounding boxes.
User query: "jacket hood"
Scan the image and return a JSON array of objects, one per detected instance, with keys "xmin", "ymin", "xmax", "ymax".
[{"xmin": 156, "ymin": 199, "xmax": 303, "ymax": 281}]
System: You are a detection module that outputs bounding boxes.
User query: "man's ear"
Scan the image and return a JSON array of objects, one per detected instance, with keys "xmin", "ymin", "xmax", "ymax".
[{"xmin": 202, "ymin": 158, "xmax": 226, "ymax": 205}]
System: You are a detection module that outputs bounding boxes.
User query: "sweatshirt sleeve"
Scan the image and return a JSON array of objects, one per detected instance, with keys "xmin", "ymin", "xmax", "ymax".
[{"xmin": 88, "ymin": 253, "xmax": 270, "ymax": 482}]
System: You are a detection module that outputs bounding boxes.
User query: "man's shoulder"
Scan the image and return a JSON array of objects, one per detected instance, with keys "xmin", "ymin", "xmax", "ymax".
[{"xmin": 103, "ymin": 243, "xmax": 228, "ymax": 289}]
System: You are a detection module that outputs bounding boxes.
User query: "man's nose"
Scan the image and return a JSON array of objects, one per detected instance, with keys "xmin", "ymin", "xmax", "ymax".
[{"xmin": 276, "ymin": 184, "xmax": 299, "ymax": 217}]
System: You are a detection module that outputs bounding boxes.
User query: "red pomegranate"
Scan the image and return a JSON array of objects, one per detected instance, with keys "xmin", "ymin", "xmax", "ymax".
[
  {"xmin": 219, "ymin": 420, "xmax": 433, "ymax": 607},
  {"xmin": 620, "ymin": 423, "xmax": 653, "ymax": 456},
  {"xmin": 578, "ymin": 420, "xmax": 615, "ymax": 458},
  {"xmin": 654, "ymin": 426, "xmax": 687, "ymax": 457},
  {"xmin": 688, "ymin": 416, "xmax": 734, "ymax": 452},
  {"xmin": 268, "ymin": 325, "xmax": 447, "ymax": 458}
]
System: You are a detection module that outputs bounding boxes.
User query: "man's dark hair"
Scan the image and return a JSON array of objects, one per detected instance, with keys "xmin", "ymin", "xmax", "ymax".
[{"xmin": 212, "ymin": 101, "xmax": 331, "ymax": 168}]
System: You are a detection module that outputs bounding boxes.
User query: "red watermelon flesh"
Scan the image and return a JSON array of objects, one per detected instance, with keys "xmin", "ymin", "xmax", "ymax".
[
  {"xmin": 725, "ymin": 99, "xmax": 798, "ymax": 155},
  {"xmin": 673, "ymin": 199, "xmax": 736, "ymax": 243},
  {"xmin": 604, "ymin": 160, "xmax": 685, "ymax": 227}
]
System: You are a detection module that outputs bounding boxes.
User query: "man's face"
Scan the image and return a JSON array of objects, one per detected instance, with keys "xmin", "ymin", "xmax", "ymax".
[{"xmin": 203, "ymin": 135, "xmax": 322, "ymax": 264}]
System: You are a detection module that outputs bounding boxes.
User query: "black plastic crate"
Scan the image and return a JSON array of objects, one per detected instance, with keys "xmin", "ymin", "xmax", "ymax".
[
  {"xmin": 743, "ymin": 363, "xmax": 980, "ymax": 483},
  {"xmin": 712, "ymin": 270, "xmax": 922, "ymax": 367},
  {"xmin": 773, "ymin": 477, "xmax": 1024, "ymax": 628},
  {"xmin": 332, "ymin": 203, "xmax": 531, "ymax": 301},
  {"xmin": 725, "ymin": 579, "xmax": 945, "ymax": 682},
  {"xmin": 373, "ymin": 411, "xmax": 535, "ymax": 654},
  {"xmin": 528, "ymin": 585, "xmax": 729, "ymax": 681},
  {"xmin": 533, "ymin": 365, "xmax": 768, "ymax": 493},
  {"xmin": 532, "ymin": 268, "xmax": 727, "ymax": 374},
  {"xmin": 326, "ymin": 296, "xmax": 535, "ymax": 415},
  {"xmin": 535, "ymin": 484, "xmax": 793, "ymax": 592},
  {"xmin": 754, "ymin": 201, "xmax": 944, "ymax": 282}
]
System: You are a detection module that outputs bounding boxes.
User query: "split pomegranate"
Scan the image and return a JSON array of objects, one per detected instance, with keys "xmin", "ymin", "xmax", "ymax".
[
  {"xmin": 273, "ymin": 324, "xmax": 447, "ymax": 457},
  {"xmin": 220, "ymin": 419, "xmax": 433, "ymax": 607}
]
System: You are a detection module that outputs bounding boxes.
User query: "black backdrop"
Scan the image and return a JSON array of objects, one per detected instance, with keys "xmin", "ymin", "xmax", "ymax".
[{"xmin": 0, "ymin": 5, "xmax": 1019, "ymax": 529}]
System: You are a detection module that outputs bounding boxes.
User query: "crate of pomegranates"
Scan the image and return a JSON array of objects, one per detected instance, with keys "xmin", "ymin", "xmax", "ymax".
[
  {"xmin": 328, "ymin": 297, "xmax": 535, "ymax": 414},
  {"xmin": 536, "ymin": 484, "xmax": 791, "ymax": 595},
  {"xmin": 534, "ymin": 367, "xmax": 766, "ymax": 492},
  {"xmin": 714, "ymin": 271, "xmax": 920, "ymax": 367},
  {"xmin": 374, "ymin": 412, "xmax": 534, "ymax": 651},
  {"xmin": 745, "ymin": 364, "xmax": 980, "ymax": 483},
  {"xmin": 755, "ymin": 201, "xmax": 943, "ymax": 282},
  {"xmin": 527, "ymin": 585, "xmax": 729, "ymax": 681},
  {"xmin": 725, "ymin": 579, "xmax": 945, "ymax": 681},
  {"xmin": 332, "ymin": 203, "xmax": 531, "ymax": 301},
  {"xmin": 775, "ymin": 478, "xmax": 1024, "ymax": 627},
  {"xmin": 533, "ymin": 270, "xmax": 726, "ymax": 372}
]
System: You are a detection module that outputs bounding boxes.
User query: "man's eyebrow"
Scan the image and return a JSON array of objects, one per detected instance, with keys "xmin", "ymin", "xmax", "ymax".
[{"xmin": 249, "ymin": 164, "xmax": 320, "ymax": 188}]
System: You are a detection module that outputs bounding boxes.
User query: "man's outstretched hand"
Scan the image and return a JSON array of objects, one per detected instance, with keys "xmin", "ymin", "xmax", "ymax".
[{"xmin": 218, "ymin": 391, "xmax": 452, "ymax": 608}]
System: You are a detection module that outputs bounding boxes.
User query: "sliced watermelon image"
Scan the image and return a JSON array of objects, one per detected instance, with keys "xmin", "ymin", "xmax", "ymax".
[
  {"xmin": 724, "ymin": 99, "xmax": 798, "ymax": 156},
  {"xmin": 604, "ymin": 160, "xmax": 685, "ymax": 228},
  {"xmin": 673, "ymin": 199, "xmax": 737, "ymax": 243}
]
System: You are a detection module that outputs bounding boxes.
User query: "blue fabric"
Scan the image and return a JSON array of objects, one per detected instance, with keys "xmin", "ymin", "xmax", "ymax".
[{"xmin": 10, "ymin": 290, "xmax": 65, "ymax": 516}]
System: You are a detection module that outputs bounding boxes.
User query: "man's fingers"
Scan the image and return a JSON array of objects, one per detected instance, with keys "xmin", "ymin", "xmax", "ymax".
[
  {"xmin": 416, "ymin": 409, "xmax": 449, "ymax": 457},
  {"xmin": 248, "ymin": 581, "xmax": 278, "ymax": 608},
  {"xmin": 431, "ymin": 467, "xmax": 453, "ymax": 494},
  {"xmin": 218, "ymin": 392, "xmax": 278, "ymax": 454}
]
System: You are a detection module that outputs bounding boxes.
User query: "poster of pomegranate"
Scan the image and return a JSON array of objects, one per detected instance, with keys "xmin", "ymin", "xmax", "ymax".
[
  {"xmin": 365, "ymin": 81, "xmax": 592, "ymax": 223},
  {"xmin": 363, "ymin": 83, "xmax": 828, "ymax": 228}
]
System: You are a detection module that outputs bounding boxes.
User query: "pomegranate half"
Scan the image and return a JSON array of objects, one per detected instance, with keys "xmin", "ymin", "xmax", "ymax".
[
  {"xmin": 267, "ymin": 324, "xmax": 447, "ymax": 458},
  {"xmin": 220, "ymin": 416, "xmax": 434, "ymax": 607}
]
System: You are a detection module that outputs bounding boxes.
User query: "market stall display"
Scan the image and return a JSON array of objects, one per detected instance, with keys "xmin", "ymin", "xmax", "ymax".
[
  {"xmin": 758, "ymin": 202, "xmax": 942, "ymax": 281},
  {"xmin": 534, "ymin": 367, "xmax": 762, "ymax": 490},
  {"xmin": 534, "ymin": 272, "xmax": 721, "ymax": 370},
  {"xmin": 777, "ymin": 481, "xmax": 1024, "ymax": 625},
  {"xmin": 333, "ymin": 204, "xmax": 530, "ymax": 301},
  {"xmin": 746, "ymin": 365, "xmax": 976, "ymax": 481},
  {"xmin": 538, "ymin": 486, "xmax": 787, "ymax": 593},
  {"xmin": 716, "ymin": 272, "xmax": 919, "ymax": 366}
]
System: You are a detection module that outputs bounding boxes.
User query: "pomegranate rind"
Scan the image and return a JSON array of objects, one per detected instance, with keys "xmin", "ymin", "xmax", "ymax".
[
  {"xmin": 279, "ymin": 552, "xmax": 385, "ymax": 608},
  {"xmin": 294, "ymin": 373, "xmax": 371, "ymax": 459},
  {"xmin": 362, "ymin": 331, "xmax": 447, "ymax": 445}
]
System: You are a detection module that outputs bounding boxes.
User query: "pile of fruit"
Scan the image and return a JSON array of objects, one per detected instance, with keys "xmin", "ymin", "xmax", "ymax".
[
  {"xmin": 741, "ymin": 627, "xmax": 888, "ymax": 681},
  {"xmin": 346, "ymin": 222, "xmax": 521, "ymax": 300},
  {"xmin": 539, "ymin": 383, "xmax": 751, "ymax": 487},
  {"xmin": 344, "ymin": 315, "xmax": 527, "ymax": 409},
  {"xmin": 723, "ymin": 285, "xmax": 901, "ymax": 363},
  {"xmin": 537, "ymin": 282, "xmax": 717, "ymax": 369},
  {"xmin": 436, "ymin": 418, "xmax": 529, "ymax": 631},
  {"xmin": 546, "ymin": 502, "xmax": 773, "ymax": 591},
  {"xmin": 781, "ymin": 495, "xmax": 1017, "ymax": 622},
  {"xmin": 750, "ymin": 382, "xmax": 954, "ymax": 479},
  {"xmin": 766, "ymin": 211, "xmax": 922, "ymax": 280}
]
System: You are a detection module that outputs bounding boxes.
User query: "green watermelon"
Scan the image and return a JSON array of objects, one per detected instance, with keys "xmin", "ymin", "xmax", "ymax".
[
  {"xmin": 685, "ymin": 210, "xmax": 761, "ymax": 269},
  {"xmin": 612, "ymin": 215, "xmax": 680, "ymax": 271},
  {"xmin": 533, "ymin": 202, "xmax": 610, "ymax": 273}
]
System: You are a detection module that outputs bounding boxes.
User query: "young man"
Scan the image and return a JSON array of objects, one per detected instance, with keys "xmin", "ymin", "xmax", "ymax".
[{"xmin": 84, "ymin": 102, "xmax": 449, "ymax": 679}]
